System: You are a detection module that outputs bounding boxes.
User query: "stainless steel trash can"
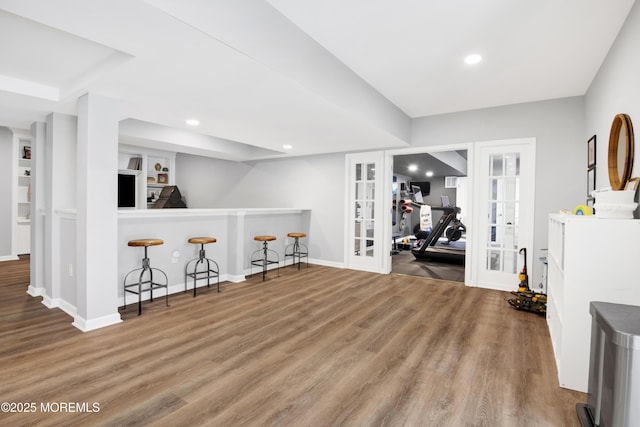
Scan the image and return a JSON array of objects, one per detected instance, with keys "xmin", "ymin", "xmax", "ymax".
[{"xmin": 577, "ymin": 302, "xmax": 640, "ymax": 427}]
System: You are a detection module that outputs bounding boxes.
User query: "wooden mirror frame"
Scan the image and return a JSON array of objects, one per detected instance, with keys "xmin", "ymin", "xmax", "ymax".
[{"xmin": 608, "ymin": 113, "xmax": 634, "ymax": 190}]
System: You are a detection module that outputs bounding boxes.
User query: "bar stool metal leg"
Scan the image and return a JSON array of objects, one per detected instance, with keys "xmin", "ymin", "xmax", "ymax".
[
  {"xmin": 250, "ymin": 235, "xmax": 279, "ymax": 281},
  {"xmin": 284, "ymin": 233, "xmax": 309, "ymax": 269},
  {"xmin": 184, "ymin": 242, "xmax": 220, "ymax": 297},
  {"xmin": 122, "ymin": 240, "xmax": 169, "ymax": 315}
]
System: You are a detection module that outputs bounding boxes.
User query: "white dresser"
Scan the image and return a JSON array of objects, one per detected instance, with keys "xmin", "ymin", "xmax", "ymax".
[{"xmin": 546, "ymin": 214, "xmax": 640, "ymax": 392}]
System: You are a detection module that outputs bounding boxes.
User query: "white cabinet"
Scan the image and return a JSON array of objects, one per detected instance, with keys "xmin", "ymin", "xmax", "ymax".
[{"xmin": 547, "ymin": 214, "xmax": 640, "ymax": 392}]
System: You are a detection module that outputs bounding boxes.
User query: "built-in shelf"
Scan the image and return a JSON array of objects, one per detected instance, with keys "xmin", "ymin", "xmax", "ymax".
[
  {"xmin": 15, "ymin": 135, "xmax": 32, "ymax": 255},
  {"xmin": 118, "ymin": 146, "xmax": 175, "ymax": 210},
  {"xmin": 118, "ymin": 168, "xmax": 141, "ymax": 176}
]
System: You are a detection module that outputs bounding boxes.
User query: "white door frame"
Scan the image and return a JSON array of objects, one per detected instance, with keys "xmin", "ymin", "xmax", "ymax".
[
  {"xmin": 382, "ymin": 143, "xmax": 475, "ymax": 286},
  {"xmin": 344, "ymin": 151, "xmax": 386, "ymax": 273},
  {"xmin": 471, "ymin": 137, "xmax": 536, "ymax": 291},
  {"xmin": 382, "ymin": 138, "xmax": 535, "ymax": 289}
]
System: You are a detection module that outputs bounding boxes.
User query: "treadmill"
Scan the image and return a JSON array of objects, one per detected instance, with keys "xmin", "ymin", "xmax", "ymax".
[{"xmin": 411, "ymin": 206, "xmax": 466, "ymax": 264}]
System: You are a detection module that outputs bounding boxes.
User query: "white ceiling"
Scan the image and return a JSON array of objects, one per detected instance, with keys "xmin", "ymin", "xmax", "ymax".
[
  {"xmin": 269, "ymin": 0, "xmax": 636, "ymax": 117},
  {"xmin": 0, "ymin": 0, "xmax": 635, "ymax": 161},
  {"xmin": 394, "ymin": 150, "xmax": 468, "ymax": 181}
]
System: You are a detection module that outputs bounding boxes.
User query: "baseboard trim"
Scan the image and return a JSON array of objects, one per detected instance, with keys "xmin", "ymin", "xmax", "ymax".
[
  {"xmin": 73, "ymin": 313, "xmax": 122, "ymax": 332},
  {"xmin": 225, "ymin": 274, "xmax": 246, "ymax": 283},
  {"xmin": 41, "ymin": 295, "xmax": 54, "ymax": 308},
  {"xmin": 27, "ymin": 285, "xmax": 45, "ymax": 297},
  {"xmin": 308, "ymin": 258, "xmax": 344, "ymax": 269}
]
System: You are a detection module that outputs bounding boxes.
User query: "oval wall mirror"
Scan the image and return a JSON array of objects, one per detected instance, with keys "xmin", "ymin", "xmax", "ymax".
[{"xmin": 608, "ymin": 113, "xmax": 634, "ymax": 190}]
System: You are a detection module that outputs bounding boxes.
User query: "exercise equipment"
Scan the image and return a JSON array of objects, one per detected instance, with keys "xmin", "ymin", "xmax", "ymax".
[
  {"xmin": 445, "ymin": 218, "xmax": 466, "ymax": 242},
  {"xmin": 411, "ymin": 206, "xmax": 466, "ymax": 263}
]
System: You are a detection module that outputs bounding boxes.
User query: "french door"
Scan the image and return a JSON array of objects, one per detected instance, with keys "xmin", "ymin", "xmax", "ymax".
[
  {"xmin": 345, "ymin": 152, "xmax": 385, "ymax": 273},
  {"xmin": 474, "ymin": 139, "xmax": 535, "ymax": 291}
]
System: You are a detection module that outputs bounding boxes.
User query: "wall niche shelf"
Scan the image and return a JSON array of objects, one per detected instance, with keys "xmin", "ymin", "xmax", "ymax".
[
  {"xmin": 118, "ymin": 146, "xmax": 175, "ymax": 209},
  {"xmin": 14, "ymin": 135, "xmax": 32, "ymax": 254}
]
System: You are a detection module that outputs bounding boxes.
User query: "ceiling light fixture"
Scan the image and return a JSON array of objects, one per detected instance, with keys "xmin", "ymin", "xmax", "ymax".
[
  {"xmin": 282, "ymin": 144, "xmax": 293, "ymax": 150},
  {"xmin": 186, "ymin": 118, "xmax": 200, "ymax": 126},
  {"xmin": 464, "ymin": 54, "xmax": 482, "ymax": 65},
  {"xmin": 426, "ymin": 171, "xmax": 434, "ymax": 177},
  {"xmin": 408, "ymin": 164, "xmax": 418, "ymax": 172}
]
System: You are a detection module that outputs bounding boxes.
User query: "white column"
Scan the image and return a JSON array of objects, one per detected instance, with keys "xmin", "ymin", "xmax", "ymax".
[
  {"xmin": 227, "ymin": 212, "xmax": 247, "ymax": 282},
  {"xmin": 27, "ymin": 121, "xmax": 47, "ymax": 297},
  {"xmin": 0, "ymin": 128, "xmax": 15, "ymax": 260},
  {"xmin": 73, "ymin": 93, "xmax": 121, "ymax": 331},
  {"xmin": 43, "ymin": 113, "xmax": 77, "ymax": 308}
]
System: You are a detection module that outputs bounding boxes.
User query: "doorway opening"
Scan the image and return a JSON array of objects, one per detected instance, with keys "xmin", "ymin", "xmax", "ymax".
[{"xmin": 391, "ymin": 150, "xmax": 468, "ymax": 282}]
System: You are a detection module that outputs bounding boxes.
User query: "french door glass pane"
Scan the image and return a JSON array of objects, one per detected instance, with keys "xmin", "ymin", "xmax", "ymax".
[
  {"xmin": 504, "ymin": 249, "xmax": 518, "ymax": 273},
  {"xmin": 366, "ymin": 163, "xmax": 375, "ymax": 180},
  {"xmin": 364, "ymin": 201, "xmax": 374, "ymax": 219},
  {"xmin": 486, "ymin": 153, "xmax": 520, "ymax": 274},
  {"xmin": 491, "ymin": 179, "xmax": 499, "ymax": 200},
  {"xmin": 491, "ymin": 155, "xmax": 503, "ymax": 176},
  {"xmin": 504, "ymin": 202, "xmax": 518, "ymax": 226},
  {"xmin": 353, "ymin": 161, "xmax": 376, "ymax": 258},
  {"xmin": 355, "ymin": 182, "xmax": 363, "ymax": 200},
  {"xmin": 366, "ymin": 182, "xmax": 375, "ymax": 199},
  {"xmin": 365, "ymin": 241, "xmax": 374, "ymax": 257},
  {"xmin": 489, "ymin": 226, "xmax": 518, "ymax": 249},
  {"xmin": 488, "ymin": 250, "xmax": 500, "ymax": 270}
]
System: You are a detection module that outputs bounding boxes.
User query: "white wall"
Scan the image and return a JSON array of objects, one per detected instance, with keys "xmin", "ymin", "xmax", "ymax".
[
  {"xmin": 411, "ymin": 97, "xmax": 585, "ymax": 284},
  {"xmin": 175, "ymin": 154, "xmax": 253, "ymax": 209},
  {"xmin": 0, "ymin": 127, "xmax": 13, "ymax": 256},
  {"xmin": 422, "ymin": 177, "xmax": 456, "ymax": 208},
  {"xmin": 176, "ymin": 152, "xmax": 345, "ymax": 264},
  {"xmin": 585, "ymin": 0, "xmax": 640, "ymax": 214}
]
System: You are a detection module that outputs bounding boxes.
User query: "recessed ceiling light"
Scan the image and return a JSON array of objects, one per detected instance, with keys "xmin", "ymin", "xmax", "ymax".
[
  {"xmin": 282, "ymin": 144, "xmax": 293, "ymax": 150},
  {"xmin": 464, "ymin": 54, "xmax": 482, "ymax": 65},
  {"xmin": 186, "ymin": 119, "xmax": 200, "ymax": 126},
  {"xmin": 426, "ymin": 171, "xmax": 434, "ymax": 177},
  {"xmin": 408, "ymin": 164, "xmax": 418, "ymax": 172}
]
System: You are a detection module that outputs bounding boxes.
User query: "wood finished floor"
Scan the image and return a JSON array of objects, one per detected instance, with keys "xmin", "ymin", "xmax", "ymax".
[
  {"xmin": 391, "ymin": 250, "xmax": 465, "ymax": 282},
  {"xmin": 0, "ymin": 257, "xmax": 585, "ymax": 426}
]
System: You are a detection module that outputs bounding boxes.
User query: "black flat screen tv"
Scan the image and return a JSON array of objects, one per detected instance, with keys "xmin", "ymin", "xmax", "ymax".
[
  {"xmin": 410, "ymin": 181, "xmax": 430, "ymax": 196},
  {"xmin": 118, "ymin": 173, "xmax": 136, "ymax": 208}
]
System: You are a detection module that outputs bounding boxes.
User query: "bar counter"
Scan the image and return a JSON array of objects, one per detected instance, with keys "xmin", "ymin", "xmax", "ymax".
[{"xmin": 118, "ymin": 208, "xmax": 310, "ymax": 305}]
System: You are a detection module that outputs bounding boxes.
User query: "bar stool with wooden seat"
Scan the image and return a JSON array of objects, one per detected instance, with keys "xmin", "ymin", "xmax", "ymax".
[
  {"xmin": 284, "ymin": 232, "xmax": 309, "ymax": 269},
  {"xmin": 250, "ymin": 235, "xmax": 279, "ymax": 281},
  {"xmin": 122, "ymin": 238, "xmax": 169, "ymax": 315},
  {"xmin": 184, "ymin": 237, "xmax": 220, "ymax": 296}
]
